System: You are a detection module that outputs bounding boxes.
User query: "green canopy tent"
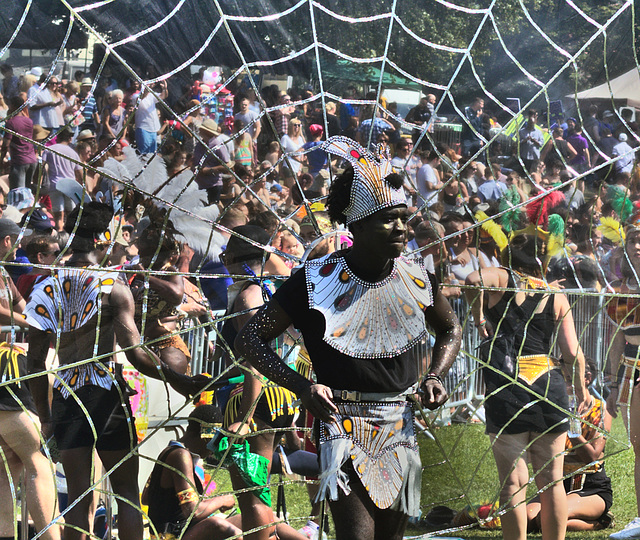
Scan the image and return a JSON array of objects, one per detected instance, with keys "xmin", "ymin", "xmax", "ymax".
[{"xmin": 311, "ymin": 59, "xmax": 422, "ymax": 92}]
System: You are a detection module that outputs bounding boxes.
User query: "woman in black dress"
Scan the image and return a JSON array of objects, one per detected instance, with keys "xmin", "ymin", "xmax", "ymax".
[{"xmin": 465, "ymin": 234, "xmax": 588, "ymax": 540}]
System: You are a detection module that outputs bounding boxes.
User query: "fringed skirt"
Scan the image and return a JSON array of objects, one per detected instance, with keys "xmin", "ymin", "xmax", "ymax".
[{"xmin": 316, "ymin": 400, "xmax": 421, "ymax": 516}]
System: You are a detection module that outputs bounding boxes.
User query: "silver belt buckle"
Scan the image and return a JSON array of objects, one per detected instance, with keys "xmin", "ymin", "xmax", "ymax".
[{"xmin": 340, "ymin": 390, "xmax": 361, "ymax": 401}]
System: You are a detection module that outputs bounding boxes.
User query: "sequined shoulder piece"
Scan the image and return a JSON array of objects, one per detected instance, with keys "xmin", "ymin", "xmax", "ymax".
[
  {"xmin": 25, "ymin": 268, "xmax": 119, "ymax": 333},
  {"xmin": 305, "ymin": 254, "xmax": 433, "ymax": 359}
]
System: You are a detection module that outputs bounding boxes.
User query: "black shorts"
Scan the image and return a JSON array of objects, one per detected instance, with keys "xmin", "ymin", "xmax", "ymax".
[
  {"xmin": 564, "ymin": 467, "xmax": 613, "ymax": 516},
  {"xmin": 485, "ymin": 368, "xmax": 569, "ymax": 434},
  {"xmin": 52, "ymin": 384, "xmax": 136, "ymax": 451}
]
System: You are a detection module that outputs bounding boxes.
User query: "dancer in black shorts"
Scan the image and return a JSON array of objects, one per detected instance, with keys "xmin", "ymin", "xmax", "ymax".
[
  {"xmin": 466, "ymin": 233, "xmax": 588, "ymax": 540},
  {"xmin": 26, "ymin": 202, "xmax": 207, "ymax": 540}
]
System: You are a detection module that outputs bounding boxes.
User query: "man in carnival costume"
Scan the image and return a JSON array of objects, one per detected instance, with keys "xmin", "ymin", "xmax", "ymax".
[
  {"xmin": 26, "ymin": 202, "xmax": 208, "ymax": 540},
  {"xmin": 236, "ymin": 136, "xmax": 462, "ymax": 539}
]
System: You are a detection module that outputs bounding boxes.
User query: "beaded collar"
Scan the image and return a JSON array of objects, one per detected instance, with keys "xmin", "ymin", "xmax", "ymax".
[{"xmin": 305, "ymin": 252, "xmax": 434, "ymax": 359}]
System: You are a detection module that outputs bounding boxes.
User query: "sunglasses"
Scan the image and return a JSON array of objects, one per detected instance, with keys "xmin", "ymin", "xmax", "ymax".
[{"xmin": 43, "ymin": 250, "xmax": 61, "ymax": 256}]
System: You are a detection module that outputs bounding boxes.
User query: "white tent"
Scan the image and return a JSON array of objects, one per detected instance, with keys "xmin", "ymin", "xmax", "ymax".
[{"xmin": 568, "ymin": 68, "xmax": 640, "ymax": 108}]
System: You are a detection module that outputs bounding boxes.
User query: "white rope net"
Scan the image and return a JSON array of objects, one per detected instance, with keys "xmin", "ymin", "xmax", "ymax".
[{"xmin": 0, "ymin": 0, "xmax": 639, "ymax": 538}]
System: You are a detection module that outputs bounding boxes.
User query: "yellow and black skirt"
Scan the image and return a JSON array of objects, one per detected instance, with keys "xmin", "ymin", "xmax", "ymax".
[{"xmin": 0, "ymin": 343, "xmax": 36, "ymax": 413}]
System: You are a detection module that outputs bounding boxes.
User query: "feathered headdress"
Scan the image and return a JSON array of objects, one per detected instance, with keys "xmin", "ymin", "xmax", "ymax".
[
  {"xmin": 498, "ymin": 187, "xmax": 523, "ymax": 234},
  {"xmin": 474, "ymin": 211, "xmax": 508, "ymax": 251},
  {"xmin": 525, "ymin": 190, "xmax": 565, "ymax": 229},
  {"xmin": 321, "ymin": 136, "xmax": 405, "ymax": 225},
  {"xmin": 608, "ymin": 185, "xmax": 634, "ymax": 222},
  {"xmin": 598, "ymin": 216, "xmax": 625, "ymax": 245},
  {"xmin": 546, "ymin": 214, "xmax": 565, "ymax": 259},
  {"xmin": 511, "ymin": 213, "xmax": 565, "ymax": 268}
]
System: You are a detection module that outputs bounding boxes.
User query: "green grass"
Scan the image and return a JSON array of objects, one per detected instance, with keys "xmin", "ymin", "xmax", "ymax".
[{"xmin": 207, "ymin": 416, "xmax": 636, "ymax": 539}]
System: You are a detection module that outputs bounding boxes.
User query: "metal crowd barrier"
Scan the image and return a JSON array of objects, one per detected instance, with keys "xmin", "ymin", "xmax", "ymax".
[
  {"xmin": 183, "ymin": 290, "xmax": 611, "ymax": 426},
  {"xmin": 561, "ymin": 290, "xmax": 609, "ymax": 372},
  {"xmin": 9, "ymin": 289, "xmax": 612, "ymax": 535},
  {"xmin": 432, "ymin": 122, "xmax": 462, "ymax": 151}
]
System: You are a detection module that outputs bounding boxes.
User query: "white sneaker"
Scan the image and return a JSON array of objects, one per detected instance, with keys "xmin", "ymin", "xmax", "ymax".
[{"xmin": 610, "ymin": 518, "xmax": 640, "ymax": 539}]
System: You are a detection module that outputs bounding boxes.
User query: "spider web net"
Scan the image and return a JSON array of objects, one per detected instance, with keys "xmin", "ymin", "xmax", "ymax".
[{"xmin": 0, "ymin": 0, "xmax": 639, "ymax": 538}]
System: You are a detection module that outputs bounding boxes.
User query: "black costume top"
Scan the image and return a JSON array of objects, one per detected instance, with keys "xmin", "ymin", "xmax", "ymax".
[
  {"xmin": 273, "ymin": 252, "xmax": 438, "ymax": 393},
  {"xmin": 147, "ymin": 441, "xmax": 202, "ymax": 534},
  {"xmin": 483, "ymin": 271, "xmax": 569, "ymax": 434}
]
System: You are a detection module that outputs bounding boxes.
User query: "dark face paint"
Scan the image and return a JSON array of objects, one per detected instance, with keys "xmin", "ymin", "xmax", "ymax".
[{"xmin": 351, "ymin": 205, "xmax": 409, "ymax": 262}]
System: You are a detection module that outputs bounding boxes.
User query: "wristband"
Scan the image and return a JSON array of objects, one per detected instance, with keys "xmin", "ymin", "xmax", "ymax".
[
  {"xmin": 475, "ymin": 318, "xmax": 486, "ymax": 328},
  {"xmin": 423, "ymin": 373, "xmax": 444, "ymax": 386}
]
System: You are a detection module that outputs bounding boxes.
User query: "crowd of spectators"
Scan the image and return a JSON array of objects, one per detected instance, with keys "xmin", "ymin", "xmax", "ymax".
[{"xmin": 0, "ymin": 60, "xmax": 639, "ymax": 539}]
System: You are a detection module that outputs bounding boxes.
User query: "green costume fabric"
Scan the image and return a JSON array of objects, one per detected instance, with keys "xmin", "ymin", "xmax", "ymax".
[{"xmin": 208, "ymin": 437, "xmax": 271, "ymax": 505}]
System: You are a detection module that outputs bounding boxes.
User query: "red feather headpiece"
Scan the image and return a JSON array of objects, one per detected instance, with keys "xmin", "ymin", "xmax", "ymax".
[{"xmin": 525, "ymin": 190, "xmax": 565, "ymax": 228}]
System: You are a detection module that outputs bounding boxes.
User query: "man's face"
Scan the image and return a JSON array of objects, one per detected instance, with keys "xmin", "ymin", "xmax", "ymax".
[
  {"xmin": 240, "ymin": 99, "xmax": 249, "ymax": 112},
  {"xmin": 300, "ymin": 224, "xmax": 331, "ymax": 260},
  {"xmin": 39, "ymin": 244, "xmax": 60, "ymax": 266},
  {"xmin": 528, "ymin": 112, "xmax": 538, "ymax": 126},
  {"xmin": 397, "ymin": 142, "xmax": 411, "ymax": 156},
  {"xmin": 78, "ymin": 145, "xmax": 92, "ymax": 162},
  {"xmin": 0, "ymin": 235, "xmax": 18, "ymax": 260},
  {"xmin": 473, "ymin": 100, "xmax": 484, "ymax": 112},
  {"xmin": 353, "ymin": 205, "xmax": 409, "ymax": 260},
  {"xmin": 300, "ymin": 224, "xmax": 318, "ymax": 244}
]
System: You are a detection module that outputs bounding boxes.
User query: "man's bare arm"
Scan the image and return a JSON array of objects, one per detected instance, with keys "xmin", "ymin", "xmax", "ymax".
[
  {"xmin": 27, "ymin": 327, "xmax": 53, "ymax": 424},
  {"xmin": 421, "ymin": 291, "xmax": 462, "ymax": 409},
  {"xmin": 110, "ymin": 280, "xmax": 206, "ymax": 397}
]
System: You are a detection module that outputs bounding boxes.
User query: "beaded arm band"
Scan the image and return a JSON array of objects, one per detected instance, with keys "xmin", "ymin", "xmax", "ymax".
[
  {"xmin": 422, "ymin": 373, "xmax": 444, "ymax": 387},
  {"xmin": 177, "ymin": 488, "xmax": 199, "ymax": 505}
]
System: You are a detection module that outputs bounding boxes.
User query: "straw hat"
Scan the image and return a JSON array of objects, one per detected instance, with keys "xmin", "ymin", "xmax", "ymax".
[
  {"xmin": 32, "ymin": 125, "xmax": 50, "ymax": 141},
  {"xmin": 76, "ymin": 129, "xmax": 96, "ymax": 142},
  {"xmin": 199, "ymin": 118, "xmax": 220, "ymax": 136}
]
